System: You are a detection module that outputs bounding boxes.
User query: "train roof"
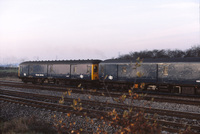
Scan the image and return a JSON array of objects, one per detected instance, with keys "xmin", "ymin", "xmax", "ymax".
[
  {"xmin": 101, "ymin": 57, "xmax": 200, "ymax": 64},
  {"xmin": 20, "ymin": 59, "xmax": 102, "ymax": 65}
]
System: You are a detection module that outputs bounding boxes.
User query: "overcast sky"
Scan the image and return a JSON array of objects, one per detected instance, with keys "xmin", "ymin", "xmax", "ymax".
[{"xmin": 0, "ymin": 0, "xmax": 199, "ymax": 64}]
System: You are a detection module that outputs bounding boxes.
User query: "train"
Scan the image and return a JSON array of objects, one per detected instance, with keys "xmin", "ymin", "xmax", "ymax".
[{"xmin": 18, "ymin": 57, "xmax": 200, "ymax": 95}]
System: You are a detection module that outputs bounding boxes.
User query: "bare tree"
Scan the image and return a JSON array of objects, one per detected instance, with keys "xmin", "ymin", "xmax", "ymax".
[{"xmin": 117, "ymin": 45, "xmax": 200, "ymax": 59}]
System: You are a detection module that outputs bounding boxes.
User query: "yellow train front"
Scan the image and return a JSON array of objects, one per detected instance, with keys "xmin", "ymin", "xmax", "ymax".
[{"xmin": 18, "ymin": 60, "xmax": 101, "ymax": 86}]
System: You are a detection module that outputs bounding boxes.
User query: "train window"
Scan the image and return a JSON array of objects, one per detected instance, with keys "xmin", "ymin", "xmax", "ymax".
[
  {"xmin": 20, "ymin": 66, "xmax": 23, "ymax": 72},
  {"xmin": 94, "ymin": 66, "xmax": 98, "ymax": 72},
  {"xmin": 29, "ymin": 66, "xmax": 33, "ymax": 73},
  {"xmin": 73, "ymin": 66, "xmax": 77, "ymax": 73},
  {"xmin": 122, "ymin": 67, "xmax": 127, "ymax": 73},
  {"xmin": 100, "ymin": 65, "xmax": 104, "ymax": 73},
  {"xmin": 163, "ymin": 66, "xmax": 168, "ymax": 76},
  {"xmin": 87, "ymin": 66, "xmax": 91, "ymax": 73},
  {"xmin": 50, "ymin": 65, "xmax": 53, "ymax": 72}
]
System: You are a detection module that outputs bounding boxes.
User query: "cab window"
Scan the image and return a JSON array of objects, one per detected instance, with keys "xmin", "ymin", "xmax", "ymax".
[{"xmin": 94, "ymin": 66, "xmax": 98, "ymax": 72}]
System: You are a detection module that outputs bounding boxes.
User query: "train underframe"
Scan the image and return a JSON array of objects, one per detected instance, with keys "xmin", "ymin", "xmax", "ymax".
[
  {"xmin": 20, "ymin": 77, "xmax": 99, "ymax": 89},
  {"xmin": 100, "ymin": 81, "xmax": 200, "ymax": 95},
  {"xmin": 20, "ymin": 77, "xmax": 200, "ymax": 95},
  {"xmin": 147, "ymin": 83, "xmax": 200, "ymax": 95}
]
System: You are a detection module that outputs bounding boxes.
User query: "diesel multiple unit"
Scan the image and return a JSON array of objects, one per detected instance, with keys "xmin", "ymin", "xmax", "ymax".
[
  {"xmin": 19, "ymin": 60, "xmax": 101, "ymax": 85},
  {"xmin": 18, "ymin": 58, "xmax": 200, "ymax": 95}
]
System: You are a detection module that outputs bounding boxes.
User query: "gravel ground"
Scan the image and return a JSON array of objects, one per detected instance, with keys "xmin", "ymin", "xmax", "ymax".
[
  {"xmin": 1, "ymin": 86, "xmax": 200, "ymax": 133},
  {"xmin": 0, "ymin": 101, "xmax": 115, "ymax": 133}
]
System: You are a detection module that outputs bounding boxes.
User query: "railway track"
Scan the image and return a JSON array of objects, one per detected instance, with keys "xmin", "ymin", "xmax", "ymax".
[
  {"xmin": 1, "ymin": 89, "xmax": 200, "ymax": 119},
  {"xmin": 1, "ymin": 80, "xmax": 200, "ymax": 106},
  {"xmin": 0, "ymin": 88, "xmax": 200, "ymax": 133}
]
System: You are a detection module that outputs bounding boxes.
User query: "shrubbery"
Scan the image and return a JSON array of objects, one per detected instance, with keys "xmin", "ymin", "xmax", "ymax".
[
  {"xmin": 0, "ymin": 116, "xmax": 56, "ymax": 134},
  {"xmin": 117, "ymin": 45, "xmax": 200, "ymax": 60},
  {"xmin": 0, "ymin": 67, "xmax": 18, "ymax": 78}
]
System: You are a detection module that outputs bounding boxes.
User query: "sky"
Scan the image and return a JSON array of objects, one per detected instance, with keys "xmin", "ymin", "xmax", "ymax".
[{"xmin": 0, "ymin": 0, "xmax": 199, "ymax": 64}]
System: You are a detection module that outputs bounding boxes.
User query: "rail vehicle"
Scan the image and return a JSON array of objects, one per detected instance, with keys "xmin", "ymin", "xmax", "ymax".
[
  {"xmin": 18, "ymin": 60, "xmax": 101, "ymax": 87},
  {"xmin": 18, "ymin": 58, "xmax": 200, "ymax": 95}
]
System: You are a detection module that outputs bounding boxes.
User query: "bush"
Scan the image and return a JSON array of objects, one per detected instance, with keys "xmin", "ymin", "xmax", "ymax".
[{"xmin": 1, "ymin": 116, "xmax": 56, "ymax": 134}]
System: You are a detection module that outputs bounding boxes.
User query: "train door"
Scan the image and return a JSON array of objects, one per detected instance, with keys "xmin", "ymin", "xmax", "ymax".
[{"xmin": 92, "ymin": 64, "xmax": 99, "ymax": 80}]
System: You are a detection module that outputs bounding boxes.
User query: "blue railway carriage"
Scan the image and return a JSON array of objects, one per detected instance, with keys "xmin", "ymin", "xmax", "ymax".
[
  {"xmin": 99, "ymin": 58, "xmax": 200, "ymax": 94},
  {"xmin": 18, "ymin": 60, "xmax": 101, "ymax": 85}
]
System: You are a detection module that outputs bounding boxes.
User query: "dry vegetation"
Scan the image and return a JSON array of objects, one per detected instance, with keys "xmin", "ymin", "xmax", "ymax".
[{"xmin": 0, "ymin": 116, "xmax": 56, "ymax": 134}]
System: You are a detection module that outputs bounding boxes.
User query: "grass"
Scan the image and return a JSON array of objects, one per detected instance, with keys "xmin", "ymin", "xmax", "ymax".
[{"xmin": 0, "ymin": 67, "xmax": 18, "ymax": 78}]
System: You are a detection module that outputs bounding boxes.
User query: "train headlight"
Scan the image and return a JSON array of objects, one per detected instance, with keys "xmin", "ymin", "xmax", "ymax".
[
  {"xmin": 24, "ymin": 73, "xmax": 26, "ymax": 76},
  {"xmin": 196, "ymin": 80, "xmax": 200, "ymax": 83},
  {"xmin": 80, "ymin": 74, "xmax": 84, "ymax": 79},
  {"xmin": 108, "ymin": 75, "xmax": 113, "ymax": 80}
]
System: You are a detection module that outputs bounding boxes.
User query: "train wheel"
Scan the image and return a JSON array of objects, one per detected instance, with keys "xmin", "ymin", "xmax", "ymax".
[
  {"xmin": 56, "ymin": 80, "xmax": 59, "ymax": 85},
  {"xmin": 54, "ymin": 79, "xmax": 57, "ymax": 84},
  {"xmin": 39, "ymin": 79, "xmax": 43, "ymax": 85},
  {"xmin": 196, "ymin": 87, "xmax": 200, "ymax": 95},
  {"xmin": 32, "ymin": 81, "xmax": 36, "ymax": 84}
]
